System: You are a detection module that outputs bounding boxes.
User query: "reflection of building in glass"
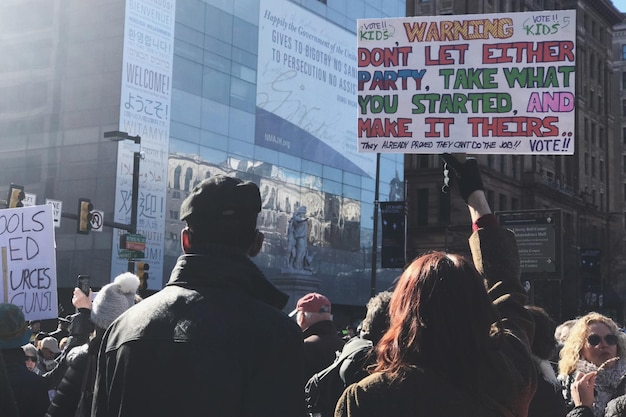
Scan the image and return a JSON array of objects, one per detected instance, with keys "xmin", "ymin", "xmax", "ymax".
[{"xmin": 0, "ymin": 0, "xmax": 405, "ymax": 316}]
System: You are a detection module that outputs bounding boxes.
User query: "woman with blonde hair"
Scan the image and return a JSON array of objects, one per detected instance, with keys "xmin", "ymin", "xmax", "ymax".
[{"xmin": 558, "ymin": 312, "xmax": 626, "ymax": 416}]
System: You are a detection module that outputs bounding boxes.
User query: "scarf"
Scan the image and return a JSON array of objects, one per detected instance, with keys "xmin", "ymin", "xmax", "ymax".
[{"xmin": 575, "ymin": 358, "xmax": 626, "ymax": 417}]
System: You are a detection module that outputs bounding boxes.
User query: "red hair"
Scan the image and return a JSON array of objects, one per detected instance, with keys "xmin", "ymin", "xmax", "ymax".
[{"xmin": 375, "ymin": 251, "xmax": 501, "ymax": 382}]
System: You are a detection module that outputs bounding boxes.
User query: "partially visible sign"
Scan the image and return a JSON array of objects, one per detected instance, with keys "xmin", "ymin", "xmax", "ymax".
[
  {"xmin": 45, "ymin": 199, "xmax": 62, "ymax": 228},
  {"xmin": 497, "ymin": 209, "xmax": 561, "ymax": 275},
  {"xmin": 118, "ymin": 249, "xmax": 145, "ymax": 259},
  {"xmin": 0, "ymin": 205, "xmax": 58, "ymax": 320},
  {"xmin": 23, "ymin": 193, "xmax": 37, "ymax": 207}
]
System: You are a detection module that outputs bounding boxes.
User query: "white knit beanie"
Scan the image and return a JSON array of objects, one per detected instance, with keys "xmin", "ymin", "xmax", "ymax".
[{"xmin": 91, "ymin": 272, "xmax": 140, "ymax": 330}]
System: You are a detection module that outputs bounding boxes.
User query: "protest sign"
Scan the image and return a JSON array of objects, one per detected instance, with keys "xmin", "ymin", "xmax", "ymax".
[
  {"xmin": 357, "ymin": 10, "xmax": 576, "ymax": 154},
  {"xmin": 0, "ymin": 205, "xmax": 58, "ymax": 321}
]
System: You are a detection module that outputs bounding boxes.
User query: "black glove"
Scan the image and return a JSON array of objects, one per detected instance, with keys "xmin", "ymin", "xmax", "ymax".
[{"xmin": 440, "ymin": 153, "xmax": 484, "ymax": 203}]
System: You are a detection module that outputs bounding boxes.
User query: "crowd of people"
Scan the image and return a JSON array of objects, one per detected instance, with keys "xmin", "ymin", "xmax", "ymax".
[{"xmin": 2, "ymin": 162, "xmax": 626, "ymax": 417}]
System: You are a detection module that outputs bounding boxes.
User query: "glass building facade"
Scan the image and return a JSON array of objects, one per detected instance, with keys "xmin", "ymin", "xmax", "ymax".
[{"xmin": 0, "ymin": 0, "xmax": 405, "ymax": 318}]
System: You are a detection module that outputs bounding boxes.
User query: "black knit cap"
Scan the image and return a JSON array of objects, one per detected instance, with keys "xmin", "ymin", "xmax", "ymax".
[{"xmin": 179, "ymin": 175, "xmax": 261, "ymax": 227}]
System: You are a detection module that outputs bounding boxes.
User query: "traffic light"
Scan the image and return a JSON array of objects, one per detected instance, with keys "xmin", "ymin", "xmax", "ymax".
[
  {"xmin": 136, "ymin": 262, "xmax": 149, "ymax": 290},
  {"xmin": 77, "ymin": 198, "xmax": 93, "ymax": 234},
  {"xmin": 7, "ymin": 184, "xmax": 25, "ymax": 208}
]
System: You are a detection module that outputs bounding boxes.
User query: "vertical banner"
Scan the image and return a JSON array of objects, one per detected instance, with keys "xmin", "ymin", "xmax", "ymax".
[
  {"xmin": 0, "ymin": 205, "xmax": 58, "ymax": 321},
  {"xmin": 357, "ymin": 10, "xmax": 576, "ymax": 154},
  {"xmin": 380, "ymin": 201, "xmax": 406, "ymax": 268},
  {"xmin": 112, "ymin": 0, "xmax": 176, "ymax": 287}
]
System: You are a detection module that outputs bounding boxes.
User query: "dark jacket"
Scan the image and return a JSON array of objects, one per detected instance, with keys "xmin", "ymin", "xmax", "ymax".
[
  {"xmin": 92, "ymin": 247, "xmax": 306, "ymax": 417},
  {"xmin": 303, "ymin": 320, "xmax": 345, "ymax": 383},
  {"xmin": 3, "ymin": 348, "xmax": 50, "ymax": 417},
  {"xmin": 335, "ymin": 226, "xmax": 537, "ymax": 417},
  {"xmin": 45, "ymin": 335, "xmax": 99, "ymax": 417},
  {"xmin": 42, "ymin": 308, "xmax": 94, "ymax": 391}
]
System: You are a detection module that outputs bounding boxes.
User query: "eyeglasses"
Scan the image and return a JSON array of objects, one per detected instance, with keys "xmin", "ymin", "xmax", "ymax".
[
  {"xmin": 587, "ymin": 334, "xmax": 618, "ymax": 346},
  {"xmin": 25, "ymin": 356, "xmax": 37, "ymax": 362}
]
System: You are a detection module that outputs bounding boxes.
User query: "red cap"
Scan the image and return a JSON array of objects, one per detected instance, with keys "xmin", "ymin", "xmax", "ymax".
[{"xmin": 289, "ymin": 293, "xmax": 331, "ymax": 317}]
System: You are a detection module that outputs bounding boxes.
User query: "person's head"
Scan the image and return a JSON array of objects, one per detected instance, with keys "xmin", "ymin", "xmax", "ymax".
[
  {"xmin": 91, "ymin": 272, "xmax": 141, "ymax": 330},
  {"xmin": 554, "ymin": 319, "xmax": 577, "ymax": 345},
  {"xmin": 375, "ymin": 251, "xmax": 500, "ymax": 380},
  {"xmin": 22, "ymin": 343, "xmax": 38, "ymax": 371},
  {"xmin": 525, "ymin": 305, "xmax": 557, "ymax": 360},
  {"xmin": 179, "ymin": 175, "xmax": 263, "ymax": 256},
  {"xmin": 59, "ymin": 337, "xmax": 68, "ymax": 351},
  {"xmin": 34, "ymin": 332, "xmax": 48, "ymax": 349},
  {"xmin": 0, "ymin": 304, "xmax": 32, "ymax": 351},
  {"xmin": 289, "ymin": 292, "xmax": 332, "ymax": 330},
  {"xmin": 558, "ymin": 312, "xmax": 626, "ymax": 375},
  {"xmin": 360, "ymin": 291, "xmax": 393, "ymax": 344},
  {"xmin": 39, "ymin": 336, "xmax": 61, "ymax": 360}
]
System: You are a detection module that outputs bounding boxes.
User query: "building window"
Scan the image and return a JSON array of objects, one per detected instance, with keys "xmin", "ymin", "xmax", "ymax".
[
  {"xmin": 600, "ymin": 160, "xmax": 604, "ymax": 181},
  {"xmin": 599, "ymin": 127, "xmax": 604, "ymax": 149},
  {"xmin": 512, "ymin": 198, "xmax": 520, "ymax": 210},
  {"xmin": 417, "ymin": 188, "xmax": 429, "ymax": 226},
  {"xmin": 591, "ymin": 156, "xmax": 596, "ymax": 178},
  {"xmin": 585, "ymin": 153, "xmax": 589, "ymax": 174},
  {"xmin": 622, "ymin": 44, "xmax": 626, "ymax": 60},
  {"xmin": 623, "ymin": 127, "xmax": 626, "ymax": 144},
  {"xmin": 499, "ymin": 194, "xmax": 507, "ymax": 211}
]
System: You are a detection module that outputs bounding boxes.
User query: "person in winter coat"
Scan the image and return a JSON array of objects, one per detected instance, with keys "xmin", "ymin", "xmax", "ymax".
[
  {"xmin": 290, "ymin": 292, "xmax": 345, "ymax": 384},
  {"xmin": 559, "ymin": 312, "xmax": 626, "ymax": 417},
  {"xmin": 0, "ymin": 303, "xmax": 50, "ymax": 417},
  {"xmin": 45, "ymin": 272, "xmax": 140, "ymax": 417},
  {"xmin": 335, "ymin": 155, "xmax": 537, "ymax": 417},
  {"xmin": 92, "ymin": 174, "xmax": 305, "ymax": 417}
]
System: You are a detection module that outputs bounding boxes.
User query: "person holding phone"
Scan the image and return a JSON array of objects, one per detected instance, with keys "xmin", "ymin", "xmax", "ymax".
[{"xmin": 46, "ymin": 272, "xmax": 140, "ymax": 417}]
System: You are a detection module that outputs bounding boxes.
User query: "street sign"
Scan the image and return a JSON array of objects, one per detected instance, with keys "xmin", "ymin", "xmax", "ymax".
[
  {"xmin": 118, "ymin": 249, "xmax": 145, "ymax": 259},
  {"xmin": 120, "ymin": 233, "xmax": 146, "ymax": 251},
  {"xmin": 23, "ymin": 192, "xmax": 37, "ymax": 207},
  {"xmin": 496, "ymin": 209, "xmax": 562, "ymax": 276},
  {"xmin": 45, "ymin": 199, "xmax": 62, "ymax": 228},
  {"xmin": 91, "ymin": 210, "xmax": 104, "ymax": 232}
]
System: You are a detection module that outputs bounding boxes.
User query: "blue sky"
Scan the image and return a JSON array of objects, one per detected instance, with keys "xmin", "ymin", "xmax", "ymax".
[{"xmin": 613, "ymin": 0, "xmax": 626, "ymax": 12}]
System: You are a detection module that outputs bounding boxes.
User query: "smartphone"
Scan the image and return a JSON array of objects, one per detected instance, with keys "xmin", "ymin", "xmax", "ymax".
[{"xmin": 77, "ymin": 275, "xmax": 90, "ymax": 296}]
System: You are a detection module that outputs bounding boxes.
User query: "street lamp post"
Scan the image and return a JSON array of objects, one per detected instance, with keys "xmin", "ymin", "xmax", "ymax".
[
  {"xmin": 104, "ymin": 130, "xmax": 141, "ymax": 234},
  {"xmin": 105, "ymin": 131, "xmax": 142, "ymax": 273}
]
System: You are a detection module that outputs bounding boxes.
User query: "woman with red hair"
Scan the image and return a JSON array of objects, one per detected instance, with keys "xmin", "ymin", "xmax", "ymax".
[{"xmin": 335, "ymin": 155, "xmax": 537, "ymax": 417}]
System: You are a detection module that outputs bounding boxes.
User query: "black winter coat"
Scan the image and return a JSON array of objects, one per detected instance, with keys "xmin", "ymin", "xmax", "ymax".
[
  {"xmin": 92, "ymin": 247, "xmax": 306, "ymax": 417},
  {"xmin": 45, "ymin": 336, "xmax": 99, "ymax": 417},
  {"xmin": 302, "ymin": 320, "xmax": 345, "ymax": 383}
]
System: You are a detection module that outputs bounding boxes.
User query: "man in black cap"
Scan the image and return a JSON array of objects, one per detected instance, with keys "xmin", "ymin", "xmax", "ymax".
[{"xmin": 92, "ymin": 175, "xmax": 305, "ymax": 417}]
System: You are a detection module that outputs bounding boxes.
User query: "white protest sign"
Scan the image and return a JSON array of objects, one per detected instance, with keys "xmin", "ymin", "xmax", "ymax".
[
  {"xmin": 45, "ymin": 199, "xmax": 62, "ymax": 228},
  {"xmin": 0, "ymin": 205, "xmax": 58, "ymax": 321},
  {"xmin": 357, "ymin": 10, "xmax": 576, "ymax": 154}
]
